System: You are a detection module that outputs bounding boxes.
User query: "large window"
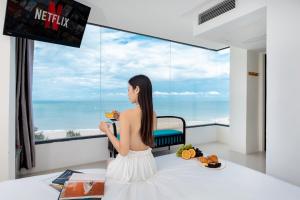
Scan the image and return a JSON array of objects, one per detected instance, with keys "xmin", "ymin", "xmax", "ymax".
[{"xmin": 32, "ymin": 24, "xmax": 229, "ymax": 141}]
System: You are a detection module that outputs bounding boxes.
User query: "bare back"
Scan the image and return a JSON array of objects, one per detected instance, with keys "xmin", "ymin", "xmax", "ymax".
[{"xmin": 122, "ymin": 108, "xmax": 157, "ymax": 151}]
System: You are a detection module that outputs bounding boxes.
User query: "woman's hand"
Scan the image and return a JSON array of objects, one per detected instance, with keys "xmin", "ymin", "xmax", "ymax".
[{"xmin": 99, "ymin": 121, "xmax": 111, "ymax": 134}]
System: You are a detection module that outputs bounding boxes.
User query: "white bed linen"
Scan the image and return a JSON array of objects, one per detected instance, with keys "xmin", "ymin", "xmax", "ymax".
[{"xmin": 0, "ymin": 153, "xmax": 300, "ymax": 200}]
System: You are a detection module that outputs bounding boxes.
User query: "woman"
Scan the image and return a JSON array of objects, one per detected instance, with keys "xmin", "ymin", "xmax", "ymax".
[{"xmin": 99, "ymin": 74, "xmax": 157, "ymax": 183}]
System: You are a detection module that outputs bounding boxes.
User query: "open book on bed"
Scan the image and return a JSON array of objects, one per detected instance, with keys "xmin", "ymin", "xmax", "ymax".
[{"xmin": 58, "ymin": 173, "xmax": 105, "ymax": 200}]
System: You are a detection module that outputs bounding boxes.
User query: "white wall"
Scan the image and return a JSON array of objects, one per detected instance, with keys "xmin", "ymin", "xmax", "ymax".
[
  {"xmin": 20, "ymin": 137, "xmax": 109, "ymax": 174},
  {"xmin": 186, "ymin": 126, "xmax": 217, "ymax": 145},
  {"xmin": 230, "ymin": 47, "xmax": 248, "ymax": 153},
  {"xmin": 0, "ymin": 0, "xmax": 16, "ymax": 181},
  {"xmin": 230, "ymin": 47, "xmax": 261, "ymax": 154},
  {"xmin": 216, "ymin": 126, "xmax": 231, "ymax": 144},
  {"xmin": 246, "ymin": 50, "xmax": 259, "ymax": 153},
  {"xmin": 258, "ymin": 53, "xmax": 266, "ymax": 152},
  {"xmin": 20, "ymin": 125, "xmax": 227, "ymax": 175},
  {"xmin": 266, "ymin": 0, "xmax": 300, "ymax": 186}
]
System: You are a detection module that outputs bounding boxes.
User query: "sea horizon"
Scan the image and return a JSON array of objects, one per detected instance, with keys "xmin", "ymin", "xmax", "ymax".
[{"xmin": 32, "ymin": 99, "xmax": 229, "ymax": 131}]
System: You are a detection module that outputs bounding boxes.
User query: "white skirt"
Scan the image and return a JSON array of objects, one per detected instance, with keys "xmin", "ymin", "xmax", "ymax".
[
  {"xmin": 102, "ymin": 152, "xmax": 202, "ymax": 200},
  {"xmin": 105, "ymin": 147, "xmax": 157, "ymax": 183}
]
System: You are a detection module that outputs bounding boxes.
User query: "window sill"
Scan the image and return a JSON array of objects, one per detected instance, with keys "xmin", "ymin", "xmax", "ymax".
[
  {"xmin": 35, "ymin": 123, "xmax": 230, "ymax": 145},
  {"xmin": 186, "ymin": 123, "xmax": 230, "ymax": 128},
  {"xmin": 35, "ymin": 134, "xmax": 107, "ymax": 145}
]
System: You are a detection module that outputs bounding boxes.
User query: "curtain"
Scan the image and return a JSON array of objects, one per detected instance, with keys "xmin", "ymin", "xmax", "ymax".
[{"xmin": 15, "ymin": 38, "xmax": 36, "ymax": 169}]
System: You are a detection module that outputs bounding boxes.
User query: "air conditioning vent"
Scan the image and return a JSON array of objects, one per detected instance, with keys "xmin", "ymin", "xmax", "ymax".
[{"xmin": 198, "ymin": 0, "xmax": 235, "ymax": 25}]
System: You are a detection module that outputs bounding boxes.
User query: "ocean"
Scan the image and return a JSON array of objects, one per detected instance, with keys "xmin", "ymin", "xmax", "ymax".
[{"xmin": 32, "ymin": 100, "xmax": 229, "ymax": 131}]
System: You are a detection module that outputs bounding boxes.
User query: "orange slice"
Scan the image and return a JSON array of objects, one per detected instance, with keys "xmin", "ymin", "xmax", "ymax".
[
  {"xmin": 105, "ymin": 112, "xmax": 114, "ymax": 119},
  {"xmin": 181, "ymin": 150, "xmax": 191, "ymax": 160},
  {"xmin": 188, "ymin": 149, "xmax": 196, "ymax": 158}
]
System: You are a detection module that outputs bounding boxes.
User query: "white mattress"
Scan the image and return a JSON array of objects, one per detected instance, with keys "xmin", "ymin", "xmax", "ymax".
[{"xmin": 0, "ymin": 153, "xmax": 300, "ymax": 200}]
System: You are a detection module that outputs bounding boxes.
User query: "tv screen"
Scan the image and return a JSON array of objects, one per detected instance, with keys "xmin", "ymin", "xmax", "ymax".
[{"xmin": 3, "ymin": 0, "xmax": 91, "ymax": 48}]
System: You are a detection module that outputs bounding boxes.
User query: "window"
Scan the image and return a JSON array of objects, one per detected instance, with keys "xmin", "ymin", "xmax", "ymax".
[
  {"xmin": 169, "ymin": 43, "xmax": 229, "ymax": 125},
  {"xmin": 32, "ymin": 24, "xmax": 229, "ymax": 141}
]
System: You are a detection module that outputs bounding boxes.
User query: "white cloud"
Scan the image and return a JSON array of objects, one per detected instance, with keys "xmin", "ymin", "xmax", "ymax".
[
  {"xmin": 106, "ymin": 92, "xmax": 127, "ymax": 96},
  {"xmin": 99, "ymin": 91, "xmax": 222, "ymax": 97},
  {"xmin": 103, "ymin": 91, "xmax": 222, "ymax": 97},
  {"xmin": 33, "ymin": 25, "xmax": 229, "ymax": 100},
  {"xmin": 153, "ymin": 91, "xmax": 203, "ymax": 96},
  {"xmin": 206, "ymin": 91, "xmax": 220, "ymax": 96},
  {"xmin": 99, "ymin": 33, "xmax": 229, "ymax": 83}
]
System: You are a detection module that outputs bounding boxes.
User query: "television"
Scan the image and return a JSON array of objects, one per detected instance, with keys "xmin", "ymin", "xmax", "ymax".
[{"xmin": 3, "ymin": 0, "xmax": 91, "ymax": 48}]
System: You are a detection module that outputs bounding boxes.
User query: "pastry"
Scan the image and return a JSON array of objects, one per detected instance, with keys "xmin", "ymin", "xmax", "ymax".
[
  {"xmin": 199, "ymin": 156, "xmax": 208, "ymax": 163},
  {"xmin": 208, "ymin": 155, "xmax": 218, "ymax": 163}
]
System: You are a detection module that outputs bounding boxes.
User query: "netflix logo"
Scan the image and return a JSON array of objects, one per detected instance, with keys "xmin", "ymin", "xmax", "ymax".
[
  {"xmin": 4, "ymin": 0, "xmax": 91, "ymax": 47},
  {"xmin": 34, "ymin": 0, "xmax": 70, "ymax": 31}
]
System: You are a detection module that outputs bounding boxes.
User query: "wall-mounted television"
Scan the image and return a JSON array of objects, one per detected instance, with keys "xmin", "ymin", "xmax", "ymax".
[{"xmin": 3, "ymin": 0, "xmax": 91, "ymax": 48}]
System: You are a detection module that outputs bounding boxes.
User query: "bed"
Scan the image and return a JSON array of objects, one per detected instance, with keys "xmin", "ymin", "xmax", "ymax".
[
  {"xmin": 108, "ymin": 116, "xmax": 186, "ymax": 157},
  {"xmin": 1, "ymin": 153, "xmax": 300, "ymax": 200}
]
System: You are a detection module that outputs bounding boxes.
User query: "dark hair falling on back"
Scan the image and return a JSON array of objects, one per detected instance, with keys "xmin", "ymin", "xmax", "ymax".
[{"xmin": 128, "ymin": 75, "xmax": 154, "ymax": 147}]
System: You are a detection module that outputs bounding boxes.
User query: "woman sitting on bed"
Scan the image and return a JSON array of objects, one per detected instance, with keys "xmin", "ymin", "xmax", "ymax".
[{"xmin": 99, "ymin": 74, "xmax": 157, "ymax": 182}]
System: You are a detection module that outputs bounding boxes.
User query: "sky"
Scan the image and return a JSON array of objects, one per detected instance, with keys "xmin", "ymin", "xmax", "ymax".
[{"xmin": 33, "ymin": 24, "xmax": 230, "ymax": 102}]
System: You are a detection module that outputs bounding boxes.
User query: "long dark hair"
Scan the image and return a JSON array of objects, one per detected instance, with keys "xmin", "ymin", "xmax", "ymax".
[{"xmin": 128, "ymin": 75, "xmax": 154, "ymax": 147}]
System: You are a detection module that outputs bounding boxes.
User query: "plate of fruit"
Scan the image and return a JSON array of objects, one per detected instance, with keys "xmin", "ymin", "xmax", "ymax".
[
  {"xmin": 198, "ymin": 155, "xmax": 225, "ymax": 169},
  {"xmin": 176, "ymin": 144, "xmax": 203, "ymax": 159}
]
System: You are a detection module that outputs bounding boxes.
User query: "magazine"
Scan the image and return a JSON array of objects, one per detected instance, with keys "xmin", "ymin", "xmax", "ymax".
[
  {"xmin": 58, "ymin": 173, "xmax": 105, "ymax": 200},
  {"xmin": 52, "ymin": 169, "xmax": 82, "ymax": 186},
  {"xmin": 50, "ymin": 169, "xmax": 82, "ymax": 192}
]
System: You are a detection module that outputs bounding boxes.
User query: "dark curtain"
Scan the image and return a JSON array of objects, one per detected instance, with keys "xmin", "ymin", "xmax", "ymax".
[{"xmin": 16, "ymin": 38, "xmax": 36, "ymax": 169}]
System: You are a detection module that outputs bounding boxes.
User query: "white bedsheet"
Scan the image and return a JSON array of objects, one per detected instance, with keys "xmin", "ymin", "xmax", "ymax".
[{"xmin": 1, "ymin": 153, "xmax": 300, "ymax": 200}]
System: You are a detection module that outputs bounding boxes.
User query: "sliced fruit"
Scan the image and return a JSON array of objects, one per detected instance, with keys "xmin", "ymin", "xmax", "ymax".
[
  {"xmin": 181, "ymin": 150, "xmax": 191, "ymax": 160},
  {"xmin": 188, "ymin": 149, "xmax": 196, "ymax": 158},
  {"xmin": 105, "ymin": 112, "xmax": 114, "ymax": 119}
]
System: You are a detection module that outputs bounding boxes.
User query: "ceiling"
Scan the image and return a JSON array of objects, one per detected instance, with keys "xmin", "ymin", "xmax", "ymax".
[
  {"xmin": 79, "ymin": 0, "xmax": 266, "ymax": 51},
  {"xmin": 194, "ymin": 6, "xmax": 266, "ymax": 51},
  {"xmin": 79, "ymin": 0, "xmax": 227, "ymax": 50}
]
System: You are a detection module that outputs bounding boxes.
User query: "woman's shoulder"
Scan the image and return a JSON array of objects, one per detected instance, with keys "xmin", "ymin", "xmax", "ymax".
[
  {"xmin": 119, "ymin": 109, "xmax": 135, "ymax": 119},
  {"xmin": 121, "ymin": 108, "xmax": 135, "ymax": 114},
  {"xmin": 120, "ymin": 109, "xmax": 156, "ymax": 119}
]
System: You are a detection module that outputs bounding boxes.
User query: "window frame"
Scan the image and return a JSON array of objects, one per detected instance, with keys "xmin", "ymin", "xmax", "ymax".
[{"xmin": 33, "ymin": 23, "xmax": 230, "ymax": 145}]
